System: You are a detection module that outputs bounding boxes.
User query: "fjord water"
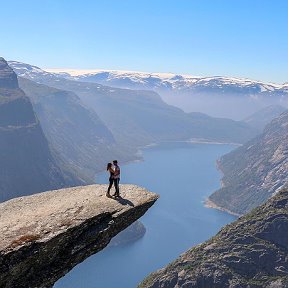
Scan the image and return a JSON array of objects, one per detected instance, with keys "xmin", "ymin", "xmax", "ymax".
[{"xmin": 55, "ymin": 142, "xmax": 236, "ymax": 288}]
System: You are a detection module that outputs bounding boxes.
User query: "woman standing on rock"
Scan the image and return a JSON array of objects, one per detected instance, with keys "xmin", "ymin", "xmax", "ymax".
[{"xmin": 106, "ymin": 162, "xmax": 114, "ymax": 197}]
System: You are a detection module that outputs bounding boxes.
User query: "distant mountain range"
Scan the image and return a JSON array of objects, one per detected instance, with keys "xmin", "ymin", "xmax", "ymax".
[
  {"xmin": 10, "ymin": 62, "xmax": 288, "ymax": 119},
  {"xmin": 0, "ymin": 58, "xmax": 79, "ymax": 202},
  {"xmin": 209, "ymin": 110, "xmax": 288, "ymax": 215},
  {"xmin": 0, "ymin": 58, "xmax": 265, "ymax": 201},
  {"xmin": 17, "ymin": 65, "xmax": 288, "ymax": 94},
  {"xmin": 8, "ymin": 59, "xmax": 288, "ymax": 207},
  {"xmin": 10, "ymin": 61, "xmax": 259, "ymax": 147}
]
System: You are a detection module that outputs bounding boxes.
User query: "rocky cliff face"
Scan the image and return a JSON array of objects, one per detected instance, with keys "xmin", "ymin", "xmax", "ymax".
[
  {"xmin": 209, "ymin": 110, "xmax": 288, "ymax": 215},
  {"xmin": 139, "ymin": 188, "xmax": 288, "ymax": 288},
  {"xmin": 0, "ymin": 59, "xmax": 18, "ymax": 88},
  {"xmin": 18, "ymin": 77, "xmax": 129, "ymax": 182},
  {"xmin": 0, "ymin": 184, "xmax": 158, "ymax": 288},
  {"xmin": 0, "ymin": 58, "xmax": 76, "ymax": 202}
]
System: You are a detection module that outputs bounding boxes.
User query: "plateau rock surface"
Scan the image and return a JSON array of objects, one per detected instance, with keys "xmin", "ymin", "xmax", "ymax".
[{"xmin": 0, "ymin": 184, "xmax": 158, "ymax": 288}]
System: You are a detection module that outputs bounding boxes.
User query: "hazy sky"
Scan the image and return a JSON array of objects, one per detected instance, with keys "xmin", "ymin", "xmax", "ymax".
[{"xmin": 1, "ymin": 0, "xmax": 287, "ymax": 83}]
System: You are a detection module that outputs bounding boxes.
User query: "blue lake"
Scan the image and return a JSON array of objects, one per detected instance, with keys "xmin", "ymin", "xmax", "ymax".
[{"xmin": 55, "ymin": 142, "xmax": 237, "ymax": 288}]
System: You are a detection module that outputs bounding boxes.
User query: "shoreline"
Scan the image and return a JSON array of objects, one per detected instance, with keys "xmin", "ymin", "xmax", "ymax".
[
  {"xmin": 95, "ymin": 139, "xmax": 238, "ymax": 176},
  {"xmin": 96, "ymin": 140, "xmax": 241, "ymax": 219},
  {"xmin": 204, "ymin": 197, "xmax": 242, "ymax": 217},
  {"xmin": 208, "ymin": 158, "xmax": 242, "ymax": 217},
  {"xmin": 139, "ymin": 139, "xmax": 241, "ymax": 151},
  {"xmin": 188, "ymin": 139, "xmax": 242, "ymax": 146}
]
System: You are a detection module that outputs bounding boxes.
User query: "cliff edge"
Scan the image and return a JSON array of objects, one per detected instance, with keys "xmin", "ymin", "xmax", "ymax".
[
  {"xmin": 139, "ymin": 188, "xmax": 288, "ymax": 288},
  {"xmin": 0, "ymin": 57, "xmax": 75, "ymax": 202},
  {"xmin": 0, "ymin": 184, "xmax": 158, "ymax": 288}
]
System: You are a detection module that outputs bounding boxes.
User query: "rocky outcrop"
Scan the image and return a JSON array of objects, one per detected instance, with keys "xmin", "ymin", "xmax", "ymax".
[
  {"xmin": 0, "ymin": 57, "xmax": 77, "ymax": 202},
  {"xmin": 0, "ymin": 184, "xmax": 158, "ymax": 288},
  {"xmin": 0, "ymin": 59, "xmax": 18, "ymax": 88},
  {"xmin": 209, "ymin": 110, "xmax": 288, "ymax": 215},
  {"xmin": 139, "ymin": 188, "xmax": 288, "ymax": 288}
]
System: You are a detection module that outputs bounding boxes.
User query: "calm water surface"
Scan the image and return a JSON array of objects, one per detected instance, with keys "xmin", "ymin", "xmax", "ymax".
[{"xmin": 55, "ymin": 142, "xmax": 236, "ymax": 288}]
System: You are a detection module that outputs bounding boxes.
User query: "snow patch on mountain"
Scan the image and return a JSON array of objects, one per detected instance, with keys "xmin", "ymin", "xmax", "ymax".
[
  {"xmin": 8, "ymin": 61, "xmax": 288, "ymax": 94},
  {"xmin": 44, "ymin": 67, "xmax": 287, "ymax": 92}
]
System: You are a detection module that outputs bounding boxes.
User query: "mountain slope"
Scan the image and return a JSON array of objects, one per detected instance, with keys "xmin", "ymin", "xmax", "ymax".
[
  {"xmin": 243, "ymin": 105, "xmax": 287, "ymax": 131},
  {"xmin": 139, "ymin": 188, "xmax": 288, "ymax": 288},
  {"xmin": 10, "ymin": 61, "xmax": 259, "ymax": 146},
  {"xmin": 186, "ymin": 112, "xmax": 259, "ymax": 143},
  {"xmin": 18, "ymin": 77, "xmax": 136, "ymax": 181},
  {"xmin": 40, "ymin": 67, "xmax": 288, "ymax": 96},
  {"xmin": 209, "ymin": 110, "xmax": 288, "ymax": 215},
  {"xmin": 0, "ymin": 57, "xmax": 76, "ymax": 202}
]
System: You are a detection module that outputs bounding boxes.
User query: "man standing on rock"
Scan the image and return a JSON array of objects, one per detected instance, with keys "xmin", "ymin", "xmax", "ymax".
[{"xmin": 113, "ymin": 160, "xmax": 121, "ymax": 197}]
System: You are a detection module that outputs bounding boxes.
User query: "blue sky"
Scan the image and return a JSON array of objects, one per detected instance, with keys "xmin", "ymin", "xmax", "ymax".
[{"xmin": 1, "ymin": 0, "xmax": 287, "ymax": 83}]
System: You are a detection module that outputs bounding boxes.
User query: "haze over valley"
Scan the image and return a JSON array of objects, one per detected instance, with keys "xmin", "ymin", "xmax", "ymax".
[
  {"xmin": 1, "ymin": 55, "xmax": 287, "ymax": 287},
  {"xmin": 13, "ymin": 62, "xmax": 288, "ymax": 119},
  {"xmin": 1, "ymin": 1, "xmax": 288, "ymax": 287}
]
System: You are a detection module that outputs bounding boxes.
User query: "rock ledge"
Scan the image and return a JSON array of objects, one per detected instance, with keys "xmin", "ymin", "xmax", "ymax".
[{"xmin": 0, "ymin": 184, "xmax": 158, "ymax": 288}]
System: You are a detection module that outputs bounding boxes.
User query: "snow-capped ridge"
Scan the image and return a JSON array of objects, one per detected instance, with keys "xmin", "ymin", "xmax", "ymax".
[
  {"xmin": 44, "ymin": 67, "xmax": 287, "ymax": 92},
  {"xmin": 8, "ymin": 60, "xmax": 288, "ymax": 93}
]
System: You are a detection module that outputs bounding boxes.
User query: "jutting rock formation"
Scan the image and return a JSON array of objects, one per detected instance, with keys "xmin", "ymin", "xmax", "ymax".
[
  {"xmin": 139, "ymin": 188, "xmax": 288, "ymax": 288},
  {"xmin": 0, "ymin": 184, "xmax": 158, "ymax": 288}
]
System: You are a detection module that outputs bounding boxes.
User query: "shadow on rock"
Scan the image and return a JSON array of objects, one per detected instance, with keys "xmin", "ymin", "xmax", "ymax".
[{"xmin": 114, "ymin": 197, "xmax": 135, "ymax": 207}]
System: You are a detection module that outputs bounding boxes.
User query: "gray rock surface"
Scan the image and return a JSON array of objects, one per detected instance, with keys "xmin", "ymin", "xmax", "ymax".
[
  {"xmin": 0, "ymin": 184, "xmax": 158, "ymax": 288},
  {"xmin": 139, "ymin": 189, "xmax": 288, "ymax": 288},
  {"xmin": 0, "ymin": 57, "xmax": 18, "ymax": 88}
]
